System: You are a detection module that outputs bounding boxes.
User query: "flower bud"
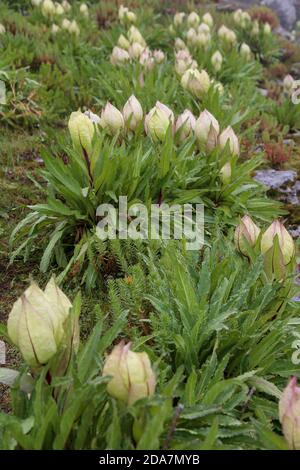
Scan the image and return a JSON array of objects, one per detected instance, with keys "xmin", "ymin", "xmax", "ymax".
[
  {"xmin": 203, "ymin": 13, "xmax": 213, "ymax": 28},
  {"xmin": 234, "ymin": 215, "xmax": 260, "ymax": 256},
  {"xmin": 103, "ymin": 341, "xmax": 156, "ymax": 406},
  {"xmin": 240, "ymin": 43, "xmax": 251, "ymax": 61},
  {"xmin": 283, "ymin": 74, "xmax": 294, "ymax": 95},
  {"xmin": 181, "ymin": 68, "xmax": 211, "ymax": 98},
  {"xmin": 241, "ymin": 11, "xmax": 251, "ymax": 28},
  {"xmin": 128, "ymin": 42, "xmax": 144, "ymax": 59},
  {"xmin": 198, "ymin": 23, "xmax": 210, "ymax": 35},
  {"xmin": 233, "ymin": 9, "xmax": 243, "ymax": 24},
  {"xmin": 128, "ymin": 26, "xmax": 146, "ymax": 47},
  {"xmin": 139, "ymin": 48, "xmax": 154, "ymax": 70},
  {"xmin": 69, "ymin": 20, "xmax": 80, "ymax": 36},
  {"xmin": 196, "ymin": 32, "xmax": 211, "ymax": 48},
  {"xmin": 218, "ymin": 25, "xmax": 236, "ymax": 45},
  {"xmin": 252, "ymin": 20, "xmax": 260, "ymax": 36},
  {"xmin": 211, "ymin": 50, "xmax": 223, "ymax": 72},
  {"xmin": 118, "ymin": 5, "xmax": 128, "ymax": 21},
  {"xmin": 123, "ymin": 95, "xmax": 143, "ymax": 131},
  {"xmin": 126, "ymin": 11, "xmax": 137, "ymax": 23},
  {"xmin": 117, "ymin": 34, "xmax": 130, "ymax": 50},
  {"xmin": 175, "ymin": 49, "xmax": 193, "ymax": 75},
  {"xmin": 41, "ymin": 0, "xmax": 55, "ymax": 17},
  {"xmin": 145, "ymin": 101, "xmax": 174, "ymax": 141},
  {"xmin": 187, "ymin": 12, "xmax": 200, "ymax": 28},
  {"xmin": 219, "ymin": 126, "xmax": 239, "ymax": 155},
  {"xmin": 51, "ymin": 23, "xmax": 60, "ymax": 34},
  {"xmin": 174, "ymin": 37, "xmax": 187, "ymax": 51},
  {"xmin": 55, "ymin": 2, "xmax": 64, "ymax": 15},
  {"xmin": 175, "ymin": 109, "xmax": 196, "ymax": 140},
  {"xmin": 220, "ymin": 162, "xmax": 231, "ymax": 184},
  {"xmin": 61, "ymin": 18, "xmax": 71, "ymax": 30},
  {"xmin": 80, "ymin": 3, "xmax": 88, "ymax": 16},
  {"xmin": 212, "ymin": 81, "xmax": 224, "ymax": 95},
  {"xmin": 261, "ymin": 220, "xmax": 295, "ymax": 266},
  {"xmin": 68, "ymin": 111, "xmax": 94, "ymax": 154},
  {"xmin": 195, "ymin": 109, "xmax": 220, "ymax": 151},
  {"xmin": 110, "ymin": 46, "xmax": 130, "ymax": 65},
  {"xmin": 7, "ymin": 278, "xmax": 72, "ymax": 368},
  {"xmin": 187, "ymin": 28, "xmax": 198, "ymax": 46},
  {"xmin": 101, "ymin": 102, "xmax": 125, "ymax": 135},
  {"xmin": 84, "ymin": 110, "xmax": 101, "ymax": 124},
  {"xmin": 153, "ymin": 49, "xmax": 165, "ymax": 64},
  {"xmin": 174, "ymin": 12, "xmax": 185, "ymax": 27},
  {"xmin": 0, "ymin": 24, "xmax": 6, "ymax": 34},
  {"xmin": 264, "ymin": 22, "xmax": 271, "ymax": 34},
  {"xmin": 279, "ymin": 377, "xmax": 300, "ymax": 450},
  {"xmin": 62, "ymin": 0, "xmax": 71, "ymax": 12},
  {"xmin": 32, "ymin": 0, "xmax": 42, "ymax": 5}
]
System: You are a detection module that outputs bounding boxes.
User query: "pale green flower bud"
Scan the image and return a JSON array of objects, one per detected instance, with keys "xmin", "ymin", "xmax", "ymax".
[
  {"xmin": 220, "ymin": 162, "xmax": 232, "ymax": 184},
  {"xmin": 126, "ymin": 11, "xmax": 137, "ymax": 23},
  {"xmin": 62, "ymin": 0, "xmax": 71, "ymax": 12},
  {"xmin": 61, "ymin": 18, "xmax": 71, "ymax": 30},
  {"xmin": 128, "ymin": 26, "xmax": 146, "ymax": 47},
  {"xmin": 123, "ymin": 95, "xmax": 143, "ymax": 131},
  {"xmin": 145, "ymin": 101, "xmax": 174, "ymax": 141},
  {"xmin": 0, "ymin": 24, "xmax": 6, "ymax": 34},
  {"xmin": 203, "ymin": 13, "xmax": 213, "ymax": 28},
  {"xmin": 195, "ymin": 109, "xmax": 219, "ymax": 150},
  {"xmin": 211, "ymin": 50, "xmax": 223, "ymax": 72},
  {"xmin": 174, "ymin": 38, "xmax": 187, "ymax": 51},
  {"xmin": 234, "ymin": 215, "xmax": 261, "ymax": 256},
  {"xmin": 41, "ymin": 0, "xmax": 55, "ymax": 17},
  {"xmin": 117, "ymin": 34, "xmax": 130, "ymax": 51},
  {"xmin": 187, "ymin": 11, "xmax": 200, "ymax": 28},
  {"xmin": 51, "ymin": 23, "xmax": 60, "ymax": 34},
  {"xmin": 219, "ymin": 126, "xmax": 240, "ymax": 155},
  {"xmin": 69, "ymin": 20, "xmax": 80, "ymax": 36},
  {"xmin": 240, "ymin": 43, "xmax": 251, "ymax": 61},
  {"xmin": 103, "ymin": 341, "xmax": 156, "ymax": 406},
  {"xmin": 55, "ymin": 2, "xmax": 64, "ymax": 15},
  {"xmin": 174, "ymin": 12, "xmax": 185, "ymax": 27},
  {"xmin": 279, "ymin": 377, "xmax": 300, "ymax": 449},
  {"xmin": 181, "ymin": 68, "xmax": 211, "ymax": 98},
  {"xmin": 101, "ymin": 102, "xmax": 125, "ymax": 135},
  {"xmin": 264, "ymin": 22, "xmax": 271, "ymax": 34},
  {"xmin": 7, "ymin": 279, "xmax": 72, "ymax": 368},
  {"xmin": 68, "ymin": 111, "xmax": 94, "ymax": 154}
]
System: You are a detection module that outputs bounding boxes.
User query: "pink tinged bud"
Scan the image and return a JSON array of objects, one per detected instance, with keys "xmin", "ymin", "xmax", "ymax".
[
  {"xmin": 279, "ymin": 377, "xmax": 300, "ymax": 449},
  {"xmin": 103, "ymin": 341, "xmax": 156, "ymax": 406},
  {"xmin": 219, "ymin": 126, "xmax": 240, "ymax": 156},
  {"xmin": 195, "ymin": 110, "xmax": 220, "ymax": 151},
  {"xmin": 128, "ymin": 42, "xmax": 144, "ymax": 59},
  {"xmin": 175, "ymin": 109, "xmax": 196, "ymax": 140},
  {"xmin": 110, "ymin": 46, "xmax": 130, "ymax": 66},
  {"xmin": 261, "ymin": 220, "xmax": 295, "ymax": 265},
  {"xmin": 128, "ymin": 26, "xmax": 146, "ymax": 47},
  {"xmin": 123, "ymin": 95, "xmax": 143, "ymax": 131},
  {"xmin": 153, "ymin": 49, "xmax": 165, "ymax": 64},
  {"xmin": 101, "ymin": 102, "xmax": 124, "ymax": 135},
  {"xmin": 181, "ymin": 68, "xmax": 211, "ymax": 99},
  {"xmin": 145, "ymin": 101, "xmax": 174, "ymax": 141},
  {"xmin": 234, "ymin": 215, "xmax": 261, "ymax": 256},
  {"xmin": 283, "ymin": 75, "xmax": 294, "ymax": 95}
]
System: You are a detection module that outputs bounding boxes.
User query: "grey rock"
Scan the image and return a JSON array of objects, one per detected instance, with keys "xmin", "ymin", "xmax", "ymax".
[
  {"xmin": 254, "ymin": 169, "xmax": 297, "ymax": 189},
  {"xmin": 263, "ymin": 0, "xmax": 297, "ymax": 30}
]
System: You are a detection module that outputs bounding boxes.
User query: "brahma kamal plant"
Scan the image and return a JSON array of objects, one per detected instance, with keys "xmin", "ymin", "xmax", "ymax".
[{"xmin": 10, "ymin": 96, "xmax": 282, "ymax": 288}]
